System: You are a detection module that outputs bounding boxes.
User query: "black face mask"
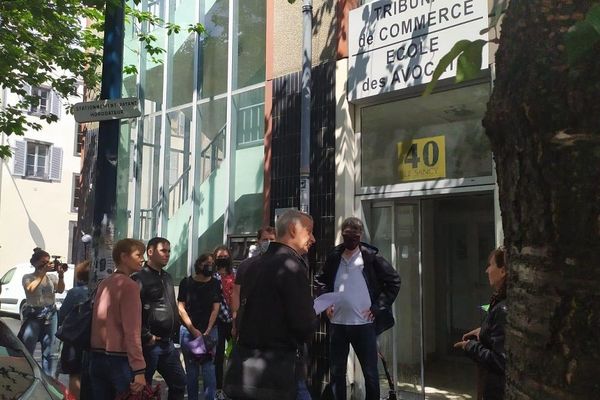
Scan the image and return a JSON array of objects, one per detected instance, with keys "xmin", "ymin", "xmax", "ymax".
[
  {"xmin": 342, "ymin": 234, "xmax": 361, "ymax": 251},
  {"xmin": 215, "ymin": 258, "xmax": 231, "ymax": 269},
  {"xmin": 195, "ymin": 263, "xmax": 214, "ymax": 276}
]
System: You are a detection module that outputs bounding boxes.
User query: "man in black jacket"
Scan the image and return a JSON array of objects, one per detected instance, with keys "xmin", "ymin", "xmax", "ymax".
[
  {"xmin": 232, "ymin": 209, "xmax": 318, "ymax": 399},
  {"xmin": 132, "ymin": 237, "xmax": 186, "ymax": 400},
  {"xmin": 316, "ymin": 217, "xmax": 400, "ymax": 400}
]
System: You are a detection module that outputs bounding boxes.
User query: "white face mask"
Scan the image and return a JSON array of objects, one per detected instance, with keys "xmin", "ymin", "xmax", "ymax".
[{"xmin": 258, "ymin": 240, "xmax": 270, "ymax": 254}]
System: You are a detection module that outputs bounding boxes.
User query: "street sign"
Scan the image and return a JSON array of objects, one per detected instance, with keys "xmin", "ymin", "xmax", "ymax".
[{"xmin": 73, "ymin": 97, "xmax": 141, "ymax": 123}]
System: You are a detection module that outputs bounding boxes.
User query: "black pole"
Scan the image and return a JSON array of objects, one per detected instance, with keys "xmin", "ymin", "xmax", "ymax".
[{"xmin": 90, "ymin": 0, "xmax": 125, "ymax": 284}]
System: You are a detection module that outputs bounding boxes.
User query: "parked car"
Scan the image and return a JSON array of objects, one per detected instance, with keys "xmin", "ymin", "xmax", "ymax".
[
  {"xmin": 0, "ymin": 318, "xmax": 71, "ymax": 399},
  {"xmin": 0, "ymin": 263, "xmax": 75, "ymax": 319}
]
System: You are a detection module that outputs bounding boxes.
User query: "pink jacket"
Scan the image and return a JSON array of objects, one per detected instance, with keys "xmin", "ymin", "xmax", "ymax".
[{"xmin": 90, "ymin": 272, "xmax": 146, "ymax": 375}]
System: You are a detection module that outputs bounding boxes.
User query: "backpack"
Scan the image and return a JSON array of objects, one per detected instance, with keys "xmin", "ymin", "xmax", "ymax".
[{"xmin": 55, "ymin": 296, "xmax": 93, "ymax": 349}]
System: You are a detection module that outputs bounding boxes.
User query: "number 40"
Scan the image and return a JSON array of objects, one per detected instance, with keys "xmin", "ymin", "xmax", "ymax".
[{"xmin": 404, "ymin": 141, "xmax": 439, "ymax": 168}]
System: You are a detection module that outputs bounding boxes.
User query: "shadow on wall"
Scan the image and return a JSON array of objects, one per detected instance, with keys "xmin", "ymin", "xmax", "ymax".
[
  {"xmin": 166, "ymin": 220, "xmax": 189, "ymax": 283},
  {"xmin": 4, "ymin": 165, "xmax": 46, "ymax": 250}
]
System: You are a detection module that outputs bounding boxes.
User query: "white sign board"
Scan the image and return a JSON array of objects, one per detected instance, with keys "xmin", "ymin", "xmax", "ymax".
[
  {"xmin": 348, "ymin": 0, "xmax": 488, "ymax": 101},
  {"xmin": 73, "ymin": 97, "xmax": 141, "ymax": 123}
]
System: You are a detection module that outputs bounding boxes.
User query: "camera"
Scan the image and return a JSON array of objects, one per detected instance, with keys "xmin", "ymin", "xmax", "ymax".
[{"xmin": 51, "ymin": 255, "xmax": 69, "ymax": 273}]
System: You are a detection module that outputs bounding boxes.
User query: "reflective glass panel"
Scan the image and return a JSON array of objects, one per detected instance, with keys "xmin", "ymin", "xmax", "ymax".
[
  {"xmin": 198, "ymin": 0, "xmax": 229, "ymax": 99},
  {"xmin": 234, "ymin": 0, "xmax": 266, "ymax": 89},
  {"xmin": 361, "ymin": 84, "xmax": 492, "ymax": 187}
]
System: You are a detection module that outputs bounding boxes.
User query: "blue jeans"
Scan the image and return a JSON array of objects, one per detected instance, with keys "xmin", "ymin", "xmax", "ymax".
[
  {"xmin": 88, "ymin": 352, "xmax": 133, "ymax": 400},
  {"xmin": 180, "ymin": 326, "xmax": 218, "ymax": 400},
  {"xmin": 297, "ymin": 379, "xmax": 312, "ymax": 400},
  {"xmin": 144, "ymin": 340, "xmax": 186, "ymax": 400},
  {"xmin": 330, "ymin": 324, "xmax": 379, "ymax": 400},
  {"xmin": 19, "ymin": 312, "xmax": 58, "ymax": 376}
]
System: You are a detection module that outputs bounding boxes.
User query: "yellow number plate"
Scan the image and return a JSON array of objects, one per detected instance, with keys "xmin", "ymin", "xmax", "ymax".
[{"xmin": 397, "ymin": 135, "xmax": 446, "ymax": 182}]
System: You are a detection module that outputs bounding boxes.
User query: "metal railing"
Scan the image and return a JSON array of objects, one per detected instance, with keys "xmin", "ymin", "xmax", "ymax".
[
  {"xmin": 200, "ymin": 124, "xmax": 226, "ymax": 183},
  {"xmin": 168, "ymin": 165, "xmax": 191, "ymax": 218},
  {"xmin": 139, "ymin": 201, "xmax": 160, "ymax": 241}
]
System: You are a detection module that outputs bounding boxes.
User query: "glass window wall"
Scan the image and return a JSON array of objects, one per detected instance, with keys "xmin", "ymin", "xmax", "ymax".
[
  {"xmin": 234, "ymin": 0, "xmax": 266, "ymax": 89},
  {"xmin": 361, "ymin": 84, "xmax": 492, "ymax": 187},
  {"xmin": 122, "ymin": 0, "xmax": 266, "ymax": 259},
  {"xmin": 198, "ymin": 0, "xmax": 229, "ymax": 99}
]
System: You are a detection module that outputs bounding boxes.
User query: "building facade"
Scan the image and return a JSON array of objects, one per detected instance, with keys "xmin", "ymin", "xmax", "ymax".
[
  {"xmin": 0, "ymin": 83, "xmax": 84, "ymax": 274},
  {"xmin": 116, "ymin": 0, "xmax": 503, "ymax": 398}
]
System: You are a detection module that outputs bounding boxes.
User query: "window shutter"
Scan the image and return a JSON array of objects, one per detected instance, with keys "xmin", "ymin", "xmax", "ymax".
[
  {"xmin": 12, "ymin": 140, "xmax": 27, "ymax": 176},
  {"xmin": 49, "ymin": 146, "xmax": 63, "ymax": 181},
  {"xmin": 50, "ymin": 91, "xmax": 61, "ymax": 118}
]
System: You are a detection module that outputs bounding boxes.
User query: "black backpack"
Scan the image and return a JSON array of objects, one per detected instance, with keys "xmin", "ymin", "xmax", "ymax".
[{"xmin": 55, "ymin": 296, "xmax": 93, "ymax": 349}]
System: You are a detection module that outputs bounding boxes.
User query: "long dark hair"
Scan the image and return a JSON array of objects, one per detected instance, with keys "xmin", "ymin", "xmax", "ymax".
[
  {"xmin": 489, "ymin": 247, "xmax": 507, "ymax": 306},
  {"xmin": 193, "ymin": 253, "xmax": 213, "ymax": 275},
  {"xmin": 213, "ymin": 245, "xmax": 233, "ymax": 274},
  {"xmin": 30, "ymin": 247, "xmax": 50, "ymax": 268}
]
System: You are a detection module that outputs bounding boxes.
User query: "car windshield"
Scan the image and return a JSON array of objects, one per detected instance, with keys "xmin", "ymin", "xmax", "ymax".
[{"xmin": 0, "ymin": 322, "xmax": 35, "ymax": 398}]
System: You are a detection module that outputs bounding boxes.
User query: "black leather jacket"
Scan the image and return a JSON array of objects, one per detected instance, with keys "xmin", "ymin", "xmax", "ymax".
[
  {"xmin": 131, "ymin": 264, "xmax": 179, "ymax": 344},
  {"xmin": 464, "ymin": 298, "xmax": 507, "ymax": 400},
  {"xmin": 315, "ymin": 243, "xmax": 401, "ymax": 335}
]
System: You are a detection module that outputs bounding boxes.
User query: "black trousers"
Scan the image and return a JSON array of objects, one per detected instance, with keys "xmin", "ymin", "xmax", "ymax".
[{"xmin": 215, "ymin": 319, "xmax": 233, "ymax": 389}]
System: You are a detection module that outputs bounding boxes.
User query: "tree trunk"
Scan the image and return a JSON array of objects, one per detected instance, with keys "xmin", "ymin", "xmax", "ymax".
[{"xmin": 483, "ymin": 1, "xmax": 600, "ymax": 398}]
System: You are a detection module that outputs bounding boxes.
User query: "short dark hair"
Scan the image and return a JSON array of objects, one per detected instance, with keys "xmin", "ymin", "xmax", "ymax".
[
  {"xmin": 341, "ymin": 217, "xmax": 364, "ymax": 234},
  {"xmin": 112, "ymin": 239, "xmax": 145, "ymax": 264},
  {"xmin": 194, "ymin": 253, "xmax": 213, "ymax": 271},
  {"xmin": 75, "ymin": 260, "xmax": 90, "ymax": 283},
  {"xmin": 30, "ymin": 248, "xmax": 50, "ymax": 267},
  {"xmin": 257, "ymin": 226, "xmax": 276, "ymax": 240},
  {"xmin": 147, "ymin": 237, "xmax": 170, "ymax": 253}
]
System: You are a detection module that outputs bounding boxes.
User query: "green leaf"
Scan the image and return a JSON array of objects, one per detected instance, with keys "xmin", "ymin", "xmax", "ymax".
[
  {"xmin": 566, "ymin": 4, "xmax": 600, "ymax": 65},
  {"xmin": 0, "ymin": 145, "xmax": 13, "ymax": 160},
  {"xmin": 586, "ymin": 3, "xmax": 600, "ymax": 34},
  {"xmin": 566, "ymin": 20, "xmax": 600, "ymax": 65},
  {"xmin": 424, "ymin": 40, "xmax": 471, "ymax": 96},
  {"xmin": 456, "ymin": 40, "xmax": 486, "ymax": 83},
  {"xmin": 123, "ymin": 64, "xmax": 138, "ymax": 75}
]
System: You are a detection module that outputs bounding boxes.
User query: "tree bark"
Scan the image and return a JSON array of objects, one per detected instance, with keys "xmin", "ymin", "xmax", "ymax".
[{"xmin": 483, "ymin": 1, "xmax": 600, "ymax": 398}]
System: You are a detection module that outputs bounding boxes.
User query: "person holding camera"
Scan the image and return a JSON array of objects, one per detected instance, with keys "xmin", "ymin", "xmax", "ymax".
[{"xmin": 18, "ymin": 247, "xmax": 65, "ymax": 376}]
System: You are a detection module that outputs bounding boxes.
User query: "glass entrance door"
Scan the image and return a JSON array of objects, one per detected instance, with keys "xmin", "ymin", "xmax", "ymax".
[
  {"xmin": 368, "ymin": 202, "xmax": 424, "ymax": 399},
  {"xmin": 364, "ymin": 193, "xmax": 495, "ymax": 399}
]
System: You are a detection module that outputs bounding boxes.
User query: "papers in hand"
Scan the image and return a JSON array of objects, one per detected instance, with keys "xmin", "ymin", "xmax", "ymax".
[{"xmin": 313, "ymin": 292, "xmax": 342, "ymax": 314}]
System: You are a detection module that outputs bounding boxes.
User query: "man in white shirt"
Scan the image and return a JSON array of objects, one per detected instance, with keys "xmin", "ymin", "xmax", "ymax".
[{"xmin": 316, "ymin": 217, "xmax": 400, "ymax": 400}]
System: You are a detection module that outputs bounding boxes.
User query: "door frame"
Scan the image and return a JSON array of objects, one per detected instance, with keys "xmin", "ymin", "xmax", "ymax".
[{"xmin": 359, "ymin": 188, "xmax": 498, "ymax": 399}]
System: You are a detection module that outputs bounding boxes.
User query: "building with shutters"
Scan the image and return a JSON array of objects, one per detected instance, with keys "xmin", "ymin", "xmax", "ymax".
[{"xmin": 0, "ymin": 83, "xmax": 84, "ymax": 274}]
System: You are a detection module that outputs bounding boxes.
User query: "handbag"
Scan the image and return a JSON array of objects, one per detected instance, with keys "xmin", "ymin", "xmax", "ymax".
[
  {"xmin": 55, "ymin": 296, "xmax": 93, "ymax": 350},
  {"xmin": 223, "ymin": 267, "xmax": 297, "ymax": 400},
  {"xmin": 185, "ymin": 333, "xmax": 217, "ymax": 363},
  {"xmin": 224, "ymin": 344, "xmax": 297, "ymax": 400}
]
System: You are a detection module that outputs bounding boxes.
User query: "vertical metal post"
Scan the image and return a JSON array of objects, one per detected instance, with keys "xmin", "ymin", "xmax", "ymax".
[
  {"xmin": 300, "ymin": 0, "xmax": 312, "ymax": 213},
  {"xmin": 90, "ymin": 0, "xmax": 125, "ymax": 284}
]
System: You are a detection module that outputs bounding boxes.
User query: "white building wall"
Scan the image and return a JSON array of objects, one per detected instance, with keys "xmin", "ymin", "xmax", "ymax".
[{"xmin": 0, "ymin": 85, "xmax": 82, "ymax": 275}]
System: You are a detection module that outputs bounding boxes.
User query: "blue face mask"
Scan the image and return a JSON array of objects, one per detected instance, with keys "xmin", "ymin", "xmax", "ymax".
[{"xmin": 259, "ymin": 240, "xmax": 270, "ymax": 254}]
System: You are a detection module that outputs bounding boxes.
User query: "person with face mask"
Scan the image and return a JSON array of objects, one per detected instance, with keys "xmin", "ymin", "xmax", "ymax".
[
  {"xmin": 212, "ymin": 246, "xmax": 235, "ymax": 399},
  {"xmin": 247, "ymin": 226, "xmax": 277, "ymax": 258},
  {"xmin": 178, "ymin": 253, "xmax": 222, "ymax": 400},
  {"xmin": 315, "ymin": 217, "xmax": 401, "ymax": 400}
]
